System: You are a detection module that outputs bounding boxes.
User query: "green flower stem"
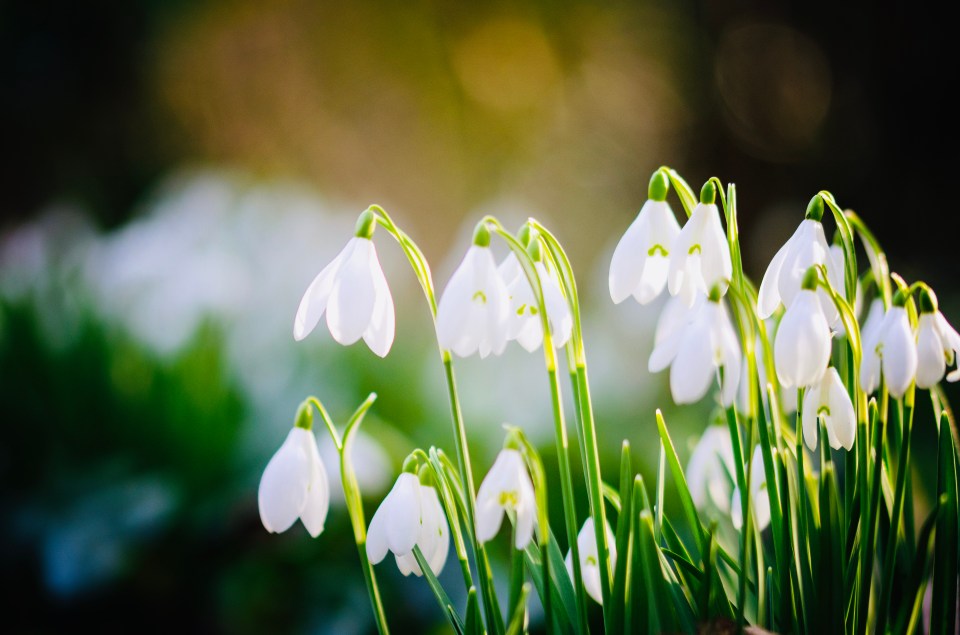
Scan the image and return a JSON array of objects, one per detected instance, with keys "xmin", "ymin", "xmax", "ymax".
[
  {"xmin": 308, "ymin": 394, "xmax": 390, "ymax": 635},
  {"xmin": 483, "ymin": 218, "xmax": 588, "ymax": 632},
  {"xmin": 857, "ymin": 400, "xmax": 883, "ymax": 633},
  {"xmin": 369, "ymin": 205, "xmax": 501, "ymax": 634},
  {"xmin": 723, "ymin": 404, "xmax": 750, "ymax": 627},
  {"xmin": 529, "ymin": 219, "xmax": 613, "ymax": 628},
  {"xmin": 877, "ymin": 393, "xmax": 916, "ymax": 634}
]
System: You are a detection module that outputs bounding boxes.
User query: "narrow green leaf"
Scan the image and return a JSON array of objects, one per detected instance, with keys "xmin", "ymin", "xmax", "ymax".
[
  {"xmin": 413, "ymin": 546, "xmax": 466, "ymax": 634},
  {"xmin": 465, "ymin": 587, "xmax": 482, "ymax": 635},
  {"xmin": 610, "ymin": 442, "xmax": 633, "ymax": 634},
  {"xmin": 504, "ymin": 583, "xmax": 531, "ymax": 635},
  {"xmin": 658, "ymin": 166, "xmax": 697, "ymax": 216},
  {"xmin": 655, "ymin": 409, "xmax": 706, "ymax": 557},
  {"xmin": 931, "ymin": 412, "xmax": 958, "ymax": 634}
]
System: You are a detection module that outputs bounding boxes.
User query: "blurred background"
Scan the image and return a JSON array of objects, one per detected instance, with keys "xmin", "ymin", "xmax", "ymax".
[{"xmin": 2, "ymin": 0, "xmax": 957, "ymax": 632}]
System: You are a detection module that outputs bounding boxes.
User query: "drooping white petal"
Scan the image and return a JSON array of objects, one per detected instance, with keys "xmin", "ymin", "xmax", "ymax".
[
  {"xmin": 609, "ymin": 206, "xmax": 652, "ymax": 304},
  {"xmin": 362, "ymin": 243, "xmax": 395, "ymax": 357},
  {"xmin": 420, "ymin": 486, "xmax": 450, "ymax": 576},
  {"xmin": 258, "ymin": 427, "xmax": 312, "ymax": 534},
  {"xmin": 437, "ymin": 247, "xmax": 481, "ymax": 355},
  {"xmin": 654, "ymin": 294, "xmax": 698, "ymax": 346},
  {"xmin": 801, "ymin": 385, "xmax": 821, "ymax": 452},
  {"xmin": 774, "ymin": 290, "xmax": 831, "ymax": 388},
  {"xmin": 299, "ymin": 429, "xmax": 330, "ymax": 537},
  {"xmin": 540, "ymin": 263, "xmax": 573, "ymax": 348},
  {"xmin": 731, "ymin": 447, "xmax": 770, "ymax": 531},
  {"xmin": 293, "ymin": 240, "xmax": 352, "ymax": 341},
  {"xmin": 670, "ymin": 312, "xmax": 714, "ymax": 404},
  {"xmin": 499, "ymin": 252, "xmax": 523, "ymax": 288},
  {"xmin": 327, "ymin": 238, "xmax": 378, "ymax": 346},
  {"xmin": 859, "ymin": 299, "xmax": 886, "ymax": 393},
  {"xmin": 916, "ymin": 313, "xmax": 946, "ymax": 389},
  {"xmin": 699, "ymin": 203, "xmax": 733, "ymax": 291},
  {"xmin": 513, "ymin": 489, "xmax": 537, "ymax": 550},
  {"xmin": 777, "ymin": 221, "xmax": 828, "ymax": 309},
  {"xmin": 826, "ymin": 369, "xmax": 856, "ymax": 450},
  {"xmin": 367, "ymin": 473, "xmax": 422, "ymax": 563},
  {"xmin": 880, "ymin": 307, "xmax": 917, "ymax": 398},
  {"xmin": 713, "ymin": 304, "xmax": 742, "ymax": 407},
  {"xmin": 758, "ymin": 230, "xmax": 795, "ymax": 319}
]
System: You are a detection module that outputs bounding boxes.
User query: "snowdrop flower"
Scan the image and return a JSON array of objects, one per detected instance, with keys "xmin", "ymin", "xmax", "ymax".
[
  {"xmin": 915, "ymin": 288, "xmax": 960, "ymax": 389},
  {"xmin": 366, "ymin": 473, "xmax": 423, "ymax": 567},
  {"xmin": 774, "ymin": 274, "xmax": 832, "ymax": 388},
  {"xmin": 860, "ymin": 295, "xmax": 918, "ymax": 399},
  {"xmin": 500, "ymin": 248, "xmax": 573, "ymax": 352},
  {"xmin": 392, "ymin": 484, "xmax": 450, "ymax": 578},
  {"xmin": 686, "ymin": 425, "xmax": 736, "ymax": 516},
  {"xmin": 609, "ymin": 172, "xmax": 681, "ymax": 305},
  {"xmin": 476, "ymin": 449, "xmax": 537, "ymax": 549},
  {"xmin": 801, "ymin": 367, "xmax": 856, "ymax": 451},
  {"xmin": 258, "ymin": 423, "xmax": 330, "ymax": 537},
  {"xmin": 436, "ymin": 224, "xmax": 510, "ymax": 358},
  {"xmin": 731, "ymin": 446, "xmax": 771, "ymax": 532},
  {"xmin": 294, "ymin": 210, "xmax": 395, "ymax": 357},
  {"xmin": 757, "ymin": 197, "xmax": 843, "ymax": 326},
  {"xmin": 859, "ymin": 299, "xmax": 886, "ymax": 394},
  {"xmin": 649, "ymin": 289, "xmax": 741, "ymax": 406},
  {"xmin": 565, "ymin": 518, "xmax": 616, "ymax": 605},
  {"xmin": 667, "ymin": 183, "xmax": 732, "ymax": 307}
]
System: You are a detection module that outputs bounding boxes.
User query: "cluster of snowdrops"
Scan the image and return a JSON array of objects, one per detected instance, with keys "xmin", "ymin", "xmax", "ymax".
[{"xmin": 256, "ymin": 168, "xmax": 959, "ymax": 634}]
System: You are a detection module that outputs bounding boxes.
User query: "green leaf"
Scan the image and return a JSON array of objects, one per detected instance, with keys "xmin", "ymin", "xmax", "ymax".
[
  {"xmin": 654, "ymin": 409, "xmax": 706, "ymax": 557},
  {"xmin": 524, "ymin": 527, "xmax": 580, "ymax": 634},
  {"xmin": 931, "ymin": 412, "xmax": 958, "ymax": 634},
  {"xmin": 465, "ymin": 587, "xmax": 483, "ymax": 635},
  {"xmin": 658, "ymin": 166, "xmax": 697, "ymax": 217},
  {"xmin": 504, "ymin": 583, "xmax": 531, "ymax": 635},
  {"xmin": 610, "ymin": 442, "xmax": 633, "ymax": 634},
  {"xmin": 413, "ymin": 546, "xmax": 466, "ymax": 634}
]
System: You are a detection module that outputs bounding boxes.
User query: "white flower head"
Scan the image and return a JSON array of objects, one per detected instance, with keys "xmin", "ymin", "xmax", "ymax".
[
  {"xmin": 757, "ymin": 213, "xmax": 843, "ymax": 327},
  {"xmin": 609, "ymin": 177, "xmax": 681, "ymax": 305},
  {"xmin": 686, "ymin": 425, "xmax": 736, "ymax": 515},
  {"xmin": 393, "ymin": 484, "xmax": 451, "ymax": 578},
  {"xmin": 294, "ymin": 212, "xmax": 395, "ymax": 357},
  {"xmin": 915, "ymin": 288, "xmax": 960, "ymax": 388},
  {"xmin": 436, "ymin": 227, "xmax": 510, "ymax": 358},
  {"xmin": 731, "ymin": 446, "xmax": 771, "ymax": 532},
  {"xmin": 876, "ymin": 304, "xmax": 918, "ymax": 399},
  {"xmin": 366, "ymin": 473, "xmax": 424, "ymax": 566},
  {"xmin": 802, "ymin": 367, "xmax": 856, "ymax": 451},
  {"xmin": 649, "ymin": 294, "xmax": 741, "ymax": 406},
  {"xmin": 565, "ymin": 518, "xmax": 616, "ymax": 605},
  {"xmin": 476, "ymin": 449, "xmax": 537, "ymax": 549},
  {"xmin": 258, "ymin": 426, "xmax": 330, "ymax": 538},
  {"xmin": 774, "ymin": 288, "xmax": 832, "ymax": 389},
  {"xmin": 667, "ymin": 186, "xmax": 732, "ymax": 307},
  {"xmin": 500, "ymin": 253, "xmax": 573, "ymax": 352}
]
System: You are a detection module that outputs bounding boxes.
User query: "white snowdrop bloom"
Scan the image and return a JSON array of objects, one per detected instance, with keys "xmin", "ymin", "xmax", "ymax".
[
  {"xmin": 649, "ymin": 295, "xmax": 741, "ymax": 406},
  {"xmin": 436, "ymin": 231, "xmax": 510, "ymax": 358},
  {"xmin": 565, "ymin": 518, "xmax": 616, "ymax": 605},
  {"xmin": 801, "ymin": 367, "xmax": 856, "ymax": 451},
  {"xmin": 757, "ymin": 217, "xmax": 844, "ymax": 328},
  {"xmin": 367, "ymin": 473, "xmax": 423, "ymax": 566},
  {"xmin": 258, "ymin": 426, "xmax": 330, "ymax": 537},
  {"xmin": 686, "ymin": 426, "xmax": 736, "ymax": 516},
  {"xmin": 294, "ymin": 229, "xmax": 395, "ymax": 357},
  {"xmin": 828, "ymin": 244, "xmax": 862, "ymax": 337},
  {"xmin": 667, "ymin": 190, "xmax": 732, "ymax": 307},
  {"xmin": 774, "ymin": 289, "xmax": 832, "ymax": 389},
  {"xmin": 653, "ymin": 294, "xmax": 703, "ymax": 347},
  {"xmin": 876, "ymin": 305, "xmax": 918, "ymax": 399},
  {"xmin": 393, "ymin": 485, "xmax": 450, "ymax": 578},
  {"xmin": 916, "ymin": 310, "xmax": 960, "ymax": 388},
  {"xmin": 609, "ymin": 177, "xmax": 681, "ymax": 305},
  {"xmin": 476, "ymin": 449, "xmax": 537, "ymax": 549},
  {"xmin": 500, "ymin": 256, "xmax": 573, "ymax": 352},
  {"xmin": 859, "ymin": 299, "xmax": 886, "ymax": 394},
  {"xmin": 731, "ymin": 446, "xmax": 771, "ymax": 532}
]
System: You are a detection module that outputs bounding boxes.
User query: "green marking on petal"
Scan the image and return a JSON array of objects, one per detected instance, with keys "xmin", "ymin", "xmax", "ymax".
[
  {"xmin": 530, "ymin": 307, "xmax": 538, "ymax": 315},
  {"xmin": 818, "ymin": 406, "xmax": 831, "ymax": 417},
  {"xmin": 473, "ymin": 290, "xmax": 487, "ymax": 304},
  {"xmin": 648, "ymin": 243, "xmax": 669, "ymax": 257},
  {"xmin": 688, "ymin": 244, "xmax": 702, "ymax": 255},
  {"xmin": 517, "ymin": 304, "xmax": 526, "ymax": 316},
  {"xmin": 498, "ymin": 490, "xmax": 518, "ymax": 507},
  {"xmin": 586, "ymin": 556, "xmax": 597, "ymax": 566}
]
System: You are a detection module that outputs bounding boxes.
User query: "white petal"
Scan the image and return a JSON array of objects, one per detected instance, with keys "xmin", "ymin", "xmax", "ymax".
[
  {"xmin": 686, "ymin": 426, "xmax": 734, "ymax": 512},
  {"xmin": 540, "ymin": 263, "xmax": 573, "ymax": 348},
  {"xmin": 420, "ymin": 487, "xmax": 450, "ymax": 576},
  {"xmin": 515, "ymin": 319, "xmax": 544, "ymax": 352},
  {"xmin": 649, "ymin": 329, "xmax": 683, "ymax": 373},
  {"xmin": 826, "ymin": 368, "xmax": 856, "ymax": 450},
  {"xmin": 299, "ymin": 429, "xmax": 330, "ymax": 537},
  {"xmin": 670, "ymin": 313, "xmax": 715, "ymax": 404},
  {"xmin": 293, "ymin": 241, "xmax": 351, "ymax": 341},
  {"xmin": 774, "ymin": 290, "xmax": 831, "ymax": 388},
  {"xmin": 498, "ymin": 252, "xmax": 523, "ymax": 288},
  {"xmin": 437, "ymin": 247, "xmax": 480, "ymax": 356},
  {"xmin": 667, "ymin": 206, "xmax": 701, "ymax": 296},
  {"xmin": 362, "ymin": 243, "xmax": 395, "ymax": 357},
  {"xmin": 778, "ymin": 220, "xmax": 828, "ymax": 309},
  {"xmin": 654, "ymin": 294, "xmax": 697, "ymax": 345},
  {"xmin": 881, "ymin": 307, "xmax": 917, "ymax": 398},
  {"xmin": 327, "ymin": 238, "xmax": 377, "ymax": 345},
  {"xmin": 916, "ymin": 313, "xmax": 946, "ymax": 389},
  {"xmin": 609, "ymin": 206, "xmax": 652, "ymax": 304},
  {"xmin": 385, "ymin": 474, "xmax": 423, "ymax": 556},
  {"xmin": 713, "ymin": 304, "xmax": 742, "ymax": 407},
  {"xmin": 258, "ymin": 428, "xmax": 312, "ymax": 534},
  {"xmin": 801, "ymin": 383, "xmax": 820, "ymax": 452},
  {"xmin": 758, "ymin": 236, "xmax": 792, "ymax": 319},
  {"xmin": 514, "ymin": 495, "xmax": 537, "ymax": 550},
  {"xmin": 475, "ymin": 492, "xmax": 505, "ymax": 544},
  {"xmin": 699, "ymin": 204, "xmax": 732, "ymax": 290},
  {"xmin": 394, "ymin": 551, "xmax": 420, "ymax": 577}
]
